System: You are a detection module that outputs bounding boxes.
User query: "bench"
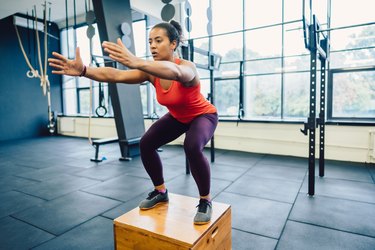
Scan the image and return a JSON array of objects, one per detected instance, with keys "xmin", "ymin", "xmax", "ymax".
[
  {"xmin": 90, "ymin": 137, "xmax": 119, "ymax": 162},
  {"xmin": 118, "ymin": 137, "xmax": 142, "ymax": 161}
]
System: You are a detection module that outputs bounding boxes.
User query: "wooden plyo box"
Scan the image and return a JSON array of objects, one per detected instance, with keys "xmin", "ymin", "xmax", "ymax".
[{"xmin": 114, "ymin": 193, "xmax": 231, "ymax": 250}]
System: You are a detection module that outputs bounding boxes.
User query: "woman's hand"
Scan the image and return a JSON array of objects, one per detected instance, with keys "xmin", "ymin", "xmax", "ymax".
[
  {"xmin": 48, "ymin": 47, "xmax": 84, "ymax": 76},
  {"xmin": 102, "ymin": 38, "xmax": 140, "ymax": 68}
]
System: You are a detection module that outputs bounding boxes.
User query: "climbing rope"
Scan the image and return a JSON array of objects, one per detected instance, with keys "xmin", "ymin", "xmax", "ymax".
[{"xmin": 13, "ymin": 2, "xmax": 54, "ymax": 133}]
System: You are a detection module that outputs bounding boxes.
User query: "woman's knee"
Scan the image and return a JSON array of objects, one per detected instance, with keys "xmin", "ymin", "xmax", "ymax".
[
  {"xmin": 140, "ymin": 135, "xmax": 154, "ymax": 152},
  {"xmin": 183, "ymin": 140, "xmax": 203, "ymax": 156}
]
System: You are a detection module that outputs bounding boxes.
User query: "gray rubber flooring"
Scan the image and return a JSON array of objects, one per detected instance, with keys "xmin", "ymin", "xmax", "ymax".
[{"xmin": 0, "ymin": 136, "xmax": 374, "ymax": 249}]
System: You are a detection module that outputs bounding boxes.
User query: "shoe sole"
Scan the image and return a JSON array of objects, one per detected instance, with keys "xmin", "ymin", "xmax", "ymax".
[
  {"xmin": 139, "ymin": 200, "xmax": 169, "ymax": 210},
  {"xmin": 193, "ymin": 219, "xmax": 211, "ymax": 225}
]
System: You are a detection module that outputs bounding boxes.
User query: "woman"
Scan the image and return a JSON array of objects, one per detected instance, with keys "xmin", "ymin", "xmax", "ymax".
[{"xmin": 48, "ymin": 20, "xmax": 218, "ymax": 225}]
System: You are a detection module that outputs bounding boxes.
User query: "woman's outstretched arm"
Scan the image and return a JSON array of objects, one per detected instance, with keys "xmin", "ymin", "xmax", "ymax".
[
  {"xmin": 48, "ymin": 47, "xmax": 149, "ymax": 84},
  {"xmin": 102, "ymin": 39, "xmax": 197, "ymax": 85}
]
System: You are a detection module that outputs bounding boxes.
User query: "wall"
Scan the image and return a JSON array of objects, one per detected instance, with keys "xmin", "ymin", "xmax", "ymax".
[
  {"xmin": 0, "ymin": 16, "xmax": 62, "ymax": 141},
  {"xmin": 57, "ymin": 116, "xmax": 375, "ymax": 164}
]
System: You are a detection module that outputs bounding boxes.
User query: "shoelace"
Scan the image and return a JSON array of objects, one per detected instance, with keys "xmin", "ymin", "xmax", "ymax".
[
  {"xmin": 147, "ymin": 190, "xmax": 161, "ymax": 200},
  {"xmin": 196, "ymin": 199, "xmax": 211, "ymax": 213}
]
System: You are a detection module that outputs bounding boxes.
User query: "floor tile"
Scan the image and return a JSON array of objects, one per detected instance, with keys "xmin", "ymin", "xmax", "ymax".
[
  {"xmin": 0, "ymin": 175, "xmax": 38, "ymax": 193},
  {"xmin": 290, "ymin": 193, "xmax": 375, "ymax": 237},
  {"xmin": 226, "ymin": 175, "xmax": 301, "ymax": 203},
  {"xmin": 13, "ymin": 191, "xmax": 121, "ymax": 235},
  {"xmin": 321, "ymin": 161, "xmax": 373, "ymax": 183},
  {"xmin": 0, "ymin": 216, "xmax": 54, "ymax": 249},
  {"xmin": 301, "ymin": 177, "xmax": 375, "ymax": 204},
  {"xmin": 16, "ymin": 174, "xmax": 100, "ymax": 200},
  {"xmin": 246, "ymin": 163, "xmax": 307, "ymax": 182},
  {"xmin": 232, "ymin": 229, "xmax": 277, "ymax": 250},
  {"xmin": 33, "ymin": 216, "xmax": 114, "ymax": 250},
  {"xmin": 165, "ymin": 174, "xmax": 232, "ymax": 199},
  {"xmin": 0, "ymin": 191, "xmax": 45, "ymax": 218},
  {"xmin": 215, "ymin": 192, "xmax": 292, "ymax": 239},
  {"xmin": 83, "ymin": 174, "xmax": 151, "ymax": 202},
  {"xmin": 277, "ymin": 221, "xmax": 375, "ymax": 250}
]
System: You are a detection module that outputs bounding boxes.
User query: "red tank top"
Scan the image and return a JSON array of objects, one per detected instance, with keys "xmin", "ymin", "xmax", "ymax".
[{"xmin": 152, "ymin": 59, "xmax": 217, "ymax": 123}]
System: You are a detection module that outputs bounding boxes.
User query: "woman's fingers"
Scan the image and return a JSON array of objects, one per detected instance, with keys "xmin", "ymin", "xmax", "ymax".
[
  {"xmin": 48, "ymin": 62, "xmax": 65, "ymax": 70},
  {"xmin": 51, "ymin": 70, "xmax": 65, "ymax": 75},
  {"xmin": 48, "ymin": 58, "xmax": 64, "ymax": 66},
  {"xmin": 51, "ymin": 51, "xmax": 67, "ymax": 61},
  {"xmin": 117, "ymin": 38, "xmax": 125, "ymax": 48}
]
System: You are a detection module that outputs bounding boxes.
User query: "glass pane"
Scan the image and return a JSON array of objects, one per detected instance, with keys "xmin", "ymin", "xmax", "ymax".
[
  {"xmin": 245, "ymin": 58, "xmax": 281, "ymax": 75},
  {"xmin": 63, "ymin": 88, "xmax": 77, "ymax": 115},
  {"xmin": 331, "ymin": 0, "xmax": 374, "ymax": 28},
  {"xmin": 283, "ymin": 72, "xmax": 310, "ymax": 119},
  {"xmin": 140, "ymin": 84, "xmax": 148, "ymax": 115},
  {"xmin": 212, "ymin": 33, "xmax": 243, "ymax": 63},
  {"xmin": 190, "ymin": 38, "xmax": 210, "ymax": 68},
  {"xmin": 62, "ymin": 76, "xmax": 76, "ymax": 89},
  {"xmin": 245, "ymin": 26, "xmax": 282, "ymax": 59},
  {"xmin": 215, "ymin": 80, "xmax": 239, "ymax": 117},
  {"xmin": 76, "ymin": 25, "xmax": 91, "ymax": 66},
  {"xmin": 78, "ymin": 89, "xmax": 90, "ymax": 115},
  {"xmin": 193, "ymin": 37, "xmax": 209, "ymax": 51},
  {"xmin": 245, "ymin": 0, "xmax": 282, "ymax": 28},
  {"xmin": 212, "ymin": 0, "xmax": 243, "ymax": 34},
  {"xmin": 60, "ymin": 28, "xmax": 75, "ymax": 59},
  {"xmin": 332, "ymin": 70, "xmax": 375, "ymax": 118},
  {"xmin": 186, "ymin": 0, "xmax": 210, "ymax": 39},
  {"xmin": 245, "ymin": 75, "xmax": 282, "ymax": 119},
  {"xmin": 197, "ymin": 68, "xmax": 210, "ymax": 79},
  {"xmin": 200, "ymin": 79, "xmax": 211, "ymax": 101},
  {"xmin": 330, "ymin": 26, "xmax": 375, "ymax": 51},
  {"xmin": 91, "ymin": 24, "xmax": 104, "ymax": 63},
  {"xmin": 284, "ymin": 55, "xmax": 310, "ymax": 72},
  {"xmin": 284, "ymin": 0, "xmax": 303, "ymax": 22},
  {"xmin": 331, "ymin": 48, "xmax": 375, "ymax": 68},
  {"xmin": 133, "ymin": 20, "xmax": 147, "ymax": 58},
  {"xmin": 217, "ymin": 62, "xmax": 241, "ymax": 78},
  {"xmin": 284, "ymin": 21, "xmax": 306, "ymax": 56},
  {"xmin": 312, "ymin": 0, "xmax": 328, "ymax": 27}
]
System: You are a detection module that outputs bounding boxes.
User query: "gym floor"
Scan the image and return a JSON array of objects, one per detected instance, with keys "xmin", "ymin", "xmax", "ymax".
[{"xmin": 0, "ymin": 136, "xmax": 374, "ymax": 249}]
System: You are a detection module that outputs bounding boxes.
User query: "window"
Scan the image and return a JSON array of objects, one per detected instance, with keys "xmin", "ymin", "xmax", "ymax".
[
  {"xmin": 245, "ymin": 0, "xmax": 282, "ymax": 28},
  {"xmin": 329, "ymin": 69, "xmax": 375, "ymax": 119},
  {"xmin": 283, "ymin": 72, "xmax": 310, "ymax": 119},
  {"xmin": 58, "ymin": 1, "xmax": 375, "ymax": 124},
  {"xmin": 245, "ymin": 75, "xmax": 282, "ymax": 119},
  {"xmin": 60, "ymin": 24, "xmax": 110, "ymax": 116},
  {"xmin": 215, "ymin": 79, "xmax": 240, "ymax": 117}
]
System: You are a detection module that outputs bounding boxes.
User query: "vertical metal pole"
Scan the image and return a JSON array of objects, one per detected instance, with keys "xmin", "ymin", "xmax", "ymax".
[
  {"xmin": 308, "ymin": 23, "xmax": 317, "ymax": 196},
  {"xmin": 210, "ymin": 54, "xmax": 215, "ymax": 163},
  {"xmin": 319, "ymin": 58, "xmax": 326, "ymax": 177}
]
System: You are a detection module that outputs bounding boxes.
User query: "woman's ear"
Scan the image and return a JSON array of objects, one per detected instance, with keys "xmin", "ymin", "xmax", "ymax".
[{"xmin": 170, "ymin": 40, "xmax": 177, "ymax": 51}]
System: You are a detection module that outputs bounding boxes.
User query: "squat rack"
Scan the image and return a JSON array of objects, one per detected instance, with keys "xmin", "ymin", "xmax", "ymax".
[{"xmin": 301, "ymin": 13, "xmax": 329, "ymax": 196}]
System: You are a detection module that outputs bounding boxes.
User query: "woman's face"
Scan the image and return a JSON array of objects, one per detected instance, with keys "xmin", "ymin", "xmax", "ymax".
[{"xmin": 149, "ymin": 28, "xmax": 177, "ymax": 61}]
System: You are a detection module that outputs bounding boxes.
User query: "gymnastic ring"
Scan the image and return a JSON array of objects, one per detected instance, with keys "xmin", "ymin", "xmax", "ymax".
[
  {"xmin": 27, "ymin": 70, "xmax": 35, "ymax": 78},
  {"xmin": 95, "ymin": 106, "xmax": 107, "ymax": 117}
]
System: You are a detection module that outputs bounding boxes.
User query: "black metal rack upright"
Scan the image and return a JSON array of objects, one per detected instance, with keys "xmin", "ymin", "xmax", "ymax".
[{"xmin": 301, "ymin": 15, "xmax": 330, "ymax": 195}]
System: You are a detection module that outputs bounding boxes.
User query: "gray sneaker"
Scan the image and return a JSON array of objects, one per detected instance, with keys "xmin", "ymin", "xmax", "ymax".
[
  {"xmin": 139, "ymin": 189, "xmax": 169, "ymax": 210},
  {"xmin": 194, "ymin": 199, "xmax": 212, "ymax": 225}
]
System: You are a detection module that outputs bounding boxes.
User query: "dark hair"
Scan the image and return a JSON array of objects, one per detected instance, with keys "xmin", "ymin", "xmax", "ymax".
[{"xmin": 152, "ymin": 20, "xmax": 183, "ymax": 51}]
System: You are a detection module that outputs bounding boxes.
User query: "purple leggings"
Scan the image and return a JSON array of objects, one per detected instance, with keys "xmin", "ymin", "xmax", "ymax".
[{"xmin": 140, "ymin": 112, "xmax": 218, "ymax": 196}]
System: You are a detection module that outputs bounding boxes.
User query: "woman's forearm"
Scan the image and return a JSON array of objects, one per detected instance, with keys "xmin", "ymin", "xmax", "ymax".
[{"xmin": 84, "ymin": 66, "xmax": 120, "ymax": 83}]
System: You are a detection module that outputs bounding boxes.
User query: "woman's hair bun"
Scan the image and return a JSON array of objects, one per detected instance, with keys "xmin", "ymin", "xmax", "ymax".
[{"xmin": 169, "ymin": 20, "xmax": 182, "ymax": 36}]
